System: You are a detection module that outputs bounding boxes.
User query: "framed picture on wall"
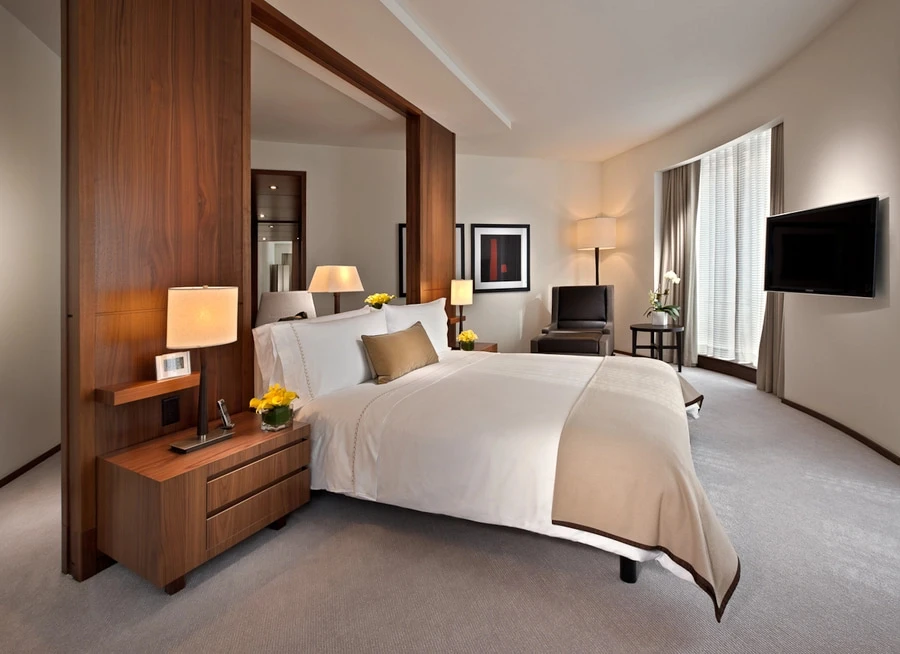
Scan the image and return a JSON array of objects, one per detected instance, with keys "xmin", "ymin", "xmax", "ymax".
[
  {"xmin": 398, "ymin": 223, "xmax": 465, "ymax": 297},
  {"xmin": 471, "ymin": 223, "xmax": 531, "ymax": 293}
]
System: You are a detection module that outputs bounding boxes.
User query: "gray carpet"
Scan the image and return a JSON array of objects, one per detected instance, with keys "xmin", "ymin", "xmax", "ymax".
[{"xmin": 1, "ymin": 368, "xmax": 898, "ymax": 653}]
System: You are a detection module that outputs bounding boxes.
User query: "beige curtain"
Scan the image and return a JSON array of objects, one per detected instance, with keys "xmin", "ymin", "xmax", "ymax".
[
  {"xmin": 660, "ymin": 161, "xmax": 701, "ymax": 365},
  {"xmin": 757, "ymin": 123, "xmax": 785, "ymax": 396}
]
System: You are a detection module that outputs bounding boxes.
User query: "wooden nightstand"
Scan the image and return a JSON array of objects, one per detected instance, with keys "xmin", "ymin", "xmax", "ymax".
[
  {"xmin": 98, "ymin": 413, "xmax": 310, "ymax": 593},
  {"xmin": 453, "ymin": 342, "xmax": 499, "ymax": 352}
]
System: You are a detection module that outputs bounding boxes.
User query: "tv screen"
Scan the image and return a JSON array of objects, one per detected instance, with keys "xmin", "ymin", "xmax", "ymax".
[{"xmin": 764, "ymin": 197, "xmax": 878, "ymax": 297}]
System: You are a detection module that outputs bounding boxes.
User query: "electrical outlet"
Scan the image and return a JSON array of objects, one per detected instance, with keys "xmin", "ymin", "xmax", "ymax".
[{"xmin": 161, "ymin": 396, "xmax": 180, "ymax": 426}]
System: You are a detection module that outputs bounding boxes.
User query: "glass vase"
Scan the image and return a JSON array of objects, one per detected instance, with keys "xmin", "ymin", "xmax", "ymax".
[
  {"xmin": 460, "ymin": 341, "xmax": 475, "ymax": 351},
  {"xmin": 261, "ymin": 405, "xmax": 293, "ymax": 431}
]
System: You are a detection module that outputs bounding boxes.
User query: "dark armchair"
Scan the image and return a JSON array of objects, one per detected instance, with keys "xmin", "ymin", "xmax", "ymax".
[{"xmin": 532, "ymin": 285, "xmax": 615, "ymax": 356}]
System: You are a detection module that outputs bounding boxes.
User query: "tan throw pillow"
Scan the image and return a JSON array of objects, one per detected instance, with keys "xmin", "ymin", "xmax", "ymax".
[{"xmin": 361, "ymin": 321, "xmax": 439, "ymax": 384}]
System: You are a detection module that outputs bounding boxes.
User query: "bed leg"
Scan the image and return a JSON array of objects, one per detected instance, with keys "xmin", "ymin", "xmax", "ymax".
[{"xmin": 619, "ymin": 556, "xmax": 640, "ymax": 583}]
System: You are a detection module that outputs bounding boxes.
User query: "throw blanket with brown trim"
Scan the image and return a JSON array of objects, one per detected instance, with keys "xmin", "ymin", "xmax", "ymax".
[{"xmin": 552, "ymin": 357, "xmax": 740, "ymax": 621}]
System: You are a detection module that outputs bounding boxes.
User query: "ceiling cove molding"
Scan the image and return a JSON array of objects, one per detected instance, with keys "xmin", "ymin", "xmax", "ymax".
[
  {"xmin": 251, "ymin": 25, "xmax": 402, "ymax": 121},
  {"xmin": 379, "ymin": 0, "xmax": 512, "ymax": 130}
]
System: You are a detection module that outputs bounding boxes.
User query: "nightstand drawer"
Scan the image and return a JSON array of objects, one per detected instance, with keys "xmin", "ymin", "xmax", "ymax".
[
  {"xmin": 206, "ymin": 440, "xmax": 309, "ymax": 513},
  {"xmin": 206, "ymin": 468, "xmax": 310, "ymax": 551}
]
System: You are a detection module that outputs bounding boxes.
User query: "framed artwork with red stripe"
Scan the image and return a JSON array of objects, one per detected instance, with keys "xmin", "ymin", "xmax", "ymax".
[{"xmin": 470, "ymin": 224, "xmax": 530, "ymax": 293}]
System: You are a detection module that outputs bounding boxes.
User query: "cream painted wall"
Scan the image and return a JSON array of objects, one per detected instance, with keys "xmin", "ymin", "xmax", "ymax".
[
  {"xmin": 251, "ymin": 140, "xmax": 406, "ymax": 317},
  {"xmin": 457, "ymin": 155, "xmax": 602, "ymax": 352},
  {"xmin": 252, "ymin": 140, "xmax": 602, "ymax": 351},
  {"xmin": 0, "ymin": 7, "xmax": 62, "ymax": 478},
  {"xmin": 599, "ymin": 0, "xmax": 900, "ymax": 456}
]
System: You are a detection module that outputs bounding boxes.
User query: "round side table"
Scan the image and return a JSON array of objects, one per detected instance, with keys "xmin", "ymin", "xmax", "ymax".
[{"xmin": 630, "ymin": 323, "xmax": 685, "ymax": 372}]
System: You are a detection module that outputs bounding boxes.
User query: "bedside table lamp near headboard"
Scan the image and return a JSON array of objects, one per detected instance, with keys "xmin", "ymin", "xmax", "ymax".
[
  {"xmin": 166, "ymin": 286, "xmax": 238, "ymax": 453},
  {"xmin": 308, "ymin": 265, "xmax": 364, "ymax": 314},
  {"xmin": 450, "ymin": 279, "xmax": 473, "ymax": 338}
]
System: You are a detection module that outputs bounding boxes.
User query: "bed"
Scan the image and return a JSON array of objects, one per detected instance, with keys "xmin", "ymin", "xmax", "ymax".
[{"xmin": 254, "ymin": 301, "xmax": 740, "ymax": 621}]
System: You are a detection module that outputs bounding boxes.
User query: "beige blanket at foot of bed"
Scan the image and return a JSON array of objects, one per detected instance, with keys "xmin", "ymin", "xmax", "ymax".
[{"xmin": 551, "ymin": 356, "xmax": 740, "ymax": 621}]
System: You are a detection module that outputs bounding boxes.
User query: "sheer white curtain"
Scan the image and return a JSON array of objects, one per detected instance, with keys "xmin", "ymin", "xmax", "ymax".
[{"xmin": 695, "ymin": 129, "xmax": 771, "ymax": 366}]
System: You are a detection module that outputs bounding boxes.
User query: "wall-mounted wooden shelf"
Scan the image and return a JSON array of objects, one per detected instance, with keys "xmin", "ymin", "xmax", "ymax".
[{"xmin": 94, "ymin": 373, "xmax": 200, "ymax": 407}]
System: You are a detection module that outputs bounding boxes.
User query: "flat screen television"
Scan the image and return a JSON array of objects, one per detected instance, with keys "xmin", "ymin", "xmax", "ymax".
[{"xmin": 764, "ymin": 197, "xmax": 878, "ymax": 297}]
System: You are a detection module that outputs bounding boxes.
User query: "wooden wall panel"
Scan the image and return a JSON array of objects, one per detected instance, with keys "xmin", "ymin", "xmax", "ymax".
[
  {"xmin": 63, "ymin": 0, "xmax": 251, "ymax": 580},
  {"xmin": 406, "ymin": 115, "xmax": 456, "ymax": 312},
  {"xmin": 64, "ymin": 0, "xmax": 454, "ymax": 583}
]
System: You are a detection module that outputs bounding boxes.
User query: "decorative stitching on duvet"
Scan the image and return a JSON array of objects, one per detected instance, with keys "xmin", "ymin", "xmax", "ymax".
[{"xmin": 290, "ymin": 324, "xmax": 315, "ymax": 401}]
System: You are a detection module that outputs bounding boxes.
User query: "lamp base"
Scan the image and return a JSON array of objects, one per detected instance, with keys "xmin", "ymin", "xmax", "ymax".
[{"xmin": 170, "ymin": 428, "xmax": 234, "ymax": 454}]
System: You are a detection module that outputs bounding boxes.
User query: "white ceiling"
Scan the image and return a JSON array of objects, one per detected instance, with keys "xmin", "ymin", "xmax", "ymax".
[
  {"xmin": 251, "ymin": 28, "xmax": 405, "ymax": 150},
  {"xmin": 269, "ymin": 0, "xmax": 857, "ymax": 160},
  {"xmin": 0, "ymin": 0, "xmax": 60, "ymax": 55},
  {"xmin": 4, "ymin": 0, "xmax": 858, "ymax": 161}
]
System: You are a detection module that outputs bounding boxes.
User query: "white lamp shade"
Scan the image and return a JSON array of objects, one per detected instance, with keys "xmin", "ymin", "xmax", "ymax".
[
  {"xmin": 576, "ymin": 216, "xmax": 617, "ymax": 250},
  {"xmin": 256, "ymin": 291, "xmax": 317, "ymax": 327},
  {"xmin": 166, "ymin": 286, "xmax": 238, "ymax": 349},
  {"xmin": 308, "ymin": 265, "xmax": 364, "ymax": 293},
  {"xmin": 450, "ymin": 279, "xmax": 473, "ymax": 306}
]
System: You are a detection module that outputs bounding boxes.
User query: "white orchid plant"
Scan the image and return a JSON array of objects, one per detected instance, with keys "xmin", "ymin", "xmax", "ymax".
[{"xmin": 645, "ymin": 270, "xmax": 681, "ymax": 320}]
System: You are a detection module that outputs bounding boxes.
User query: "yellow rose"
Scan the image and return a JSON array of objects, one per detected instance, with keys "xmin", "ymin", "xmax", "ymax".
[
  {"xmin": 365, "ymin": 292, "xmax": 396, "ymax": 307},
  {"xmin": 457, "ymin": 329, "xmax": 478, "ymax": 343},
  {"xmin": 250, "ymin": 383, "xmax": 299, "ymax": 413}
]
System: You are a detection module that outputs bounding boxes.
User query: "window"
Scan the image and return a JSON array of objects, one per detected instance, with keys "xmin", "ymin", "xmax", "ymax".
[{"xmin": 695, "ymin": 129, "xmax": 771, "ymax": 366}]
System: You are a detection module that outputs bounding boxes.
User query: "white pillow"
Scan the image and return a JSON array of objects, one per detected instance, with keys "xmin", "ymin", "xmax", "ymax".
[
  {"xmin": 382, "ymin": 298, "xmax": 450, "ymax": 353},
  {"xmin": 306, "ymin": 306, "xmax": 372, "ymax": 323},
  {"xmin": 266, "ymin": 309, "xmax": 388, "ymax": 406},
  {"xmin": 253, "ymin": 325, "xmax": 278, "ymax": 398},
  {"xmin": 251, "ymin": 306, "xmax": 373, "ymax": 397}
]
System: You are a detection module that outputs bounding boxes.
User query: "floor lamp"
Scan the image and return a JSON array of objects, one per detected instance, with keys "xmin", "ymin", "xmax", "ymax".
[
  {"xmin": 166, "ymin": 286, "xmax": 239, "ymax": 454},
  {"xmin": 576, "ymin": 216, "xmax": 616, "ymax": 284},
  {"xmin": 308, "ymin": 265, "xmax": 364, "ymax": 314}
]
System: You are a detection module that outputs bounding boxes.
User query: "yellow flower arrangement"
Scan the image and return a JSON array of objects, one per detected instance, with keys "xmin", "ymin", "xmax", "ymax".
[
  {"xmin": 364, "ymin": 292, "xmax": 396, "ymax": 309},
  {"xmin": 458, "ymin": 330, "xmax": 478, "ymax": 351},
  {"xmin": 249, "ymin": 383, "xmax": 298, "ymax": 414},
  {"xmin": 457, "ymin": 329, "xmax": 478, "ymax": 343}
]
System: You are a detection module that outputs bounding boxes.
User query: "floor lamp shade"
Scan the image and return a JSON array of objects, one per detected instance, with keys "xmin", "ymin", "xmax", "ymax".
[
  {"xmin": 576, "ymin": 216, "xmax": 616, "ymax": 251},
  {"xmin": 166, "ymin": 286, "xmax": 238, "ymax": 348},
  {"xmin": 165, "ymin": 286, "xmax": 238, "ymax": 452},
  {"xmin": 576, "ymin": 217, "xmax": 616, "ymax": 285},
  {"xmin": 308, "ymin": 265, "xmax": 364, "ymax": 313}
]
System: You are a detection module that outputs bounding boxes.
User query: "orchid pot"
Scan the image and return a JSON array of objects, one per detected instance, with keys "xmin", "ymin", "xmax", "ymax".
[{"xmin": 650, "ymin": 311, "xmax": 670, "ymax": 327}]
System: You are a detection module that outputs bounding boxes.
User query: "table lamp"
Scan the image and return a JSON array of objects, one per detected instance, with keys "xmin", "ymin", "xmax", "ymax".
[
  {"xmin": 308, "ymin": 265, "xmax": 364, "ymax": 314},
  {"xmin": 450, "ymin": 279, "xmax": 473, "ymax": 338},
  {"xmin": 576, "ymin": 216, "xmax": 616, "ymax": 285},
  {"xmin": 166, "ymin": 286, "xmax": 238, "ymax": 453},
  {"xmin": 256, "ymin": 291, "xmax": 317, "ymax": 326}
]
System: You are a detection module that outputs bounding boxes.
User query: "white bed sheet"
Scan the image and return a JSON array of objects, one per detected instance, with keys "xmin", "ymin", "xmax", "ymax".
[{"xmin": 296, "ymin": 351, "xmax": 693, "ymax": 582}]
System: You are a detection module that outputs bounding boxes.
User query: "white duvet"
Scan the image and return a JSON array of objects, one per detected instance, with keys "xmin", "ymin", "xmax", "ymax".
[{"xmin": 296, "ymin": 351, "xmax": 692, "ymax": 581}]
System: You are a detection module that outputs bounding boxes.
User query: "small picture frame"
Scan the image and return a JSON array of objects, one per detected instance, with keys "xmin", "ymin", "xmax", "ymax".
[{"xmin": 155, "ymin": 351, "xmax": 192, "ymax": 381}]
